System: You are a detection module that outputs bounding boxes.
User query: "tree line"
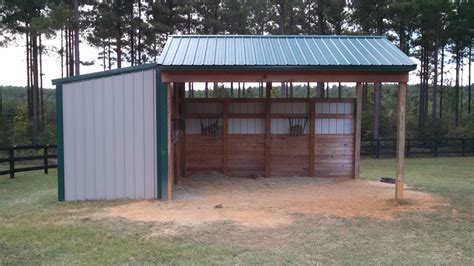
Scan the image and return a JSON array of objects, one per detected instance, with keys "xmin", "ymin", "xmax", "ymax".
[{"xmin": 0, "ymin": 0, "xmax": 473, "ymax": 145}]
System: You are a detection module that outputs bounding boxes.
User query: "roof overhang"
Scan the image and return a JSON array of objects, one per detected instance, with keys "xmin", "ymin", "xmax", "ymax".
[{"xmin": 160, "ymin": 69, "xmax": 409, "ymax": 83}]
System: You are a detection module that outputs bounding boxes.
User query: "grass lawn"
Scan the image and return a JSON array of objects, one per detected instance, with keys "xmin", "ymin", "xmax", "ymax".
[{"xmin": 1, "ymin": 157, "xmax": 473, "ymax": 264}]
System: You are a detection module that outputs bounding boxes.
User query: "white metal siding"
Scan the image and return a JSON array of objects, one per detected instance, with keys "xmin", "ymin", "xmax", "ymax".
[
  {"xmin": 229, "ymin": 119, "xmax": 265, "ymax": 134},
  {"xmin": 271, "ymin": 102, "xmax": 308, "ymax": 134},
  {"xmin": 228, "ymin": 102, "xmax": 265, "ymax": 134},
  {"xmin": 62, "ymin": 70, "xmax": 156, "ymax": 200},
  {"xmin": 315, "ymin": 102, "xmax": 354, "ymax": 135}
]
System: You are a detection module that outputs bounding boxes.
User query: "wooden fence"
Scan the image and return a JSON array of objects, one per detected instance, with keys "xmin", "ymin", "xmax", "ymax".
[
  {"xmin": 1, "ymin": 138, "xmax": 471, "ymax": 179},
  {"xmin": 362, "ymin": 138, "xmax": 474, "ymax": 158},
  {"xmin": 0, "ymin": 145, "xmax": 57, "ymax": 179}
]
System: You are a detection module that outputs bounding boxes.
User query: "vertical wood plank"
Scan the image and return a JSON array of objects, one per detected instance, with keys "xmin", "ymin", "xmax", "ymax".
[
  {"xmin": 309, "ymin": 99, "xmax": 315, "ymax": 176},
  {"xmin": 265, "ymin": 82, "xmax": 272, "ymax": 177},
  {"xmin": 223, "ymin": 99, "xmax": 229, "ymax": 175},
  {"xmin": 167, "ymin": 83, "xmax": 174, "ymax": 200},
  {"xmin": 395, "ymin": 82, "xmax": 407, "ymax": 199},
  {"xmin": 172, "ymin": 82, "xmax": 182, "ymax": 185},
  {"xmin": 354, "ymin": 82, "xmax": 363, "ymax": 179},
  {"xmin": 179, "ymin": 83, "xmax": 186, "ymax": 179}
]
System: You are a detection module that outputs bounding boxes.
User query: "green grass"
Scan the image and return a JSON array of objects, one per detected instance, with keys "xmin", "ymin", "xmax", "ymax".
[{"xmin": 1, "ymin": 157, "xmax": 473, "ymax": 264}]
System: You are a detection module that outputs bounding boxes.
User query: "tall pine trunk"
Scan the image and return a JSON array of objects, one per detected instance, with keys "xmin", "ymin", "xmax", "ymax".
[
  {"xmin": 455, "ymin": 42, "xmax": 460, "ymax": 126},
  {"xmin": 373, "ymin": 82, "xmax": 381, "ymax": 140},
  {"xmin": 432, "ymin": 31, "xmax": 439, "ymax": 142},
  {"xmin": 26, "ymin": 31, "xmax": 32, "ymax": 120},
  {"xmin": 39, "ymin": 35, "xmax": 44, "ymax": 131},
  {"xmin": 138, "ymin": 0, "xmax": 142, "ymax": 64},
  {"xmin": 31, "ymin": 32, "xmax": 40, "ymax": 144},
  {"xmin": 316, "ymin": 82, "xmax": 324, "ymax": 98},
  {"xmin": 65, "ymin": 26, "xmax": 69, "ymax": 76},
  {"xmin": 73, "ymin": 0, "xmax": 80, "ymax": 75},
  {"xmin": 60, "ymin": 28, "xmax": 64, "ymax": 78},
  {"xmin": 469, "ymin": 42, "xmax": 472, "ymax": 114},
  {"xmin": 362, "ymin": 83, "xmax": 368, "ymax": 111},
  {"xmin": 440, "ymin": 45, "xmax": 444, "ymax": 118},
  {"xmin": 130, "ymin": 1, "xmax": 135, "ymax": 66}
]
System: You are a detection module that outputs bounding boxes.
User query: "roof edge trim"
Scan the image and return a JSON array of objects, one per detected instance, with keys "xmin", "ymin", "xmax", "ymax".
[
  {"xmin": 158, "ymin": 64, "xmax": 417, "ymax": 72},
  {"xmin": 168, "ymin": 34, "xmax": 387, "ymax": 39},
  {"xmin": 52, "ymin": 63, "xmax": 157, "ymax": 85}
]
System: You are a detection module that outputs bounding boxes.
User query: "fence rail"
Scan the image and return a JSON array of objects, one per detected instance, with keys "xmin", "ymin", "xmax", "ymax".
[
  {"xmin": 0, "ymin": 144, "xmax": 57, "ymax": 178},
  {"xmin": 1, "ymin": 139, "xmax": 472, "ymax": 178},
  {"xmin": 362, "ymin": 138, "xmax": 474, "ymax": 158}
]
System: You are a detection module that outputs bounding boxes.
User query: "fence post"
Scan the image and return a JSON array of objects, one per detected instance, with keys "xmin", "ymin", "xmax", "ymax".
[
  {"xmin": 461, "ymin": 137, "xmax": 465, "ymax": 156},
  {"xmin": 44, "ymin": 145, "xmax": 49, "ymax": 174},
  {"xmin": 406, "ymin": 139, "xmax": 410, "ymax": 158},
  {"xmin": 376, "ymin": 138, "xmax": 380, "ymax": 159},
  {"xmin": 9, "ymin": 146, "xmax": 14, "ymax": 179}
]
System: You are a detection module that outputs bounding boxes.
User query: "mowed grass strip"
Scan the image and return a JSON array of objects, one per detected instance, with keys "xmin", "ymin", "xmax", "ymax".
[{"xmin": 0, "ymin": 157, "xmax": 473, "ymax": 264}]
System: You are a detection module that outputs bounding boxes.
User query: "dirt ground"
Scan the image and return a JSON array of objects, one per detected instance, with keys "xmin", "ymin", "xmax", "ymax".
[{"xmin": 105, "ymin": 173, "xmax": 444, "ymax": 229}]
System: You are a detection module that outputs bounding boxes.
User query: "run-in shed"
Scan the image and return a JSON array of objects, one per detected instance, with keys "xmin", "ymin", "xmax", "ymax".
[{"xmin": 52, "ymin": 35, "xmax": 416, "ymax": 201}]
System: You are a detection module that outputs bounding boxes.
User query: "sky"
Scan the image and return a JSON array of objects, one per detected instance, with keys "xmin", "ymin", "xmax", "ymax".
[{"xmin": 0, "ymin": 35, "xmax": 472, "ymax": 89}]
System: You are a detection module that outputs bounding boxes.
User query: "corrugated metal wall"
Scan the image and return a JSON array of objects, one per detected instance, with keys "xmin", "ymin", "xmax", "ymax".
[
  {"xmin": 315, "ymin": 102, "xmax": 354, "ymax": 134},
  {"xmin": 229, "ymin": 102, "xmax": 265, "ymax": 134},
  {"xmin": 62, "ymin": 69, "xmax": 157, "ymax": 200},
  {"xmin": 271, "ymin": 102, "xmax": 308, "ymax": 134}
]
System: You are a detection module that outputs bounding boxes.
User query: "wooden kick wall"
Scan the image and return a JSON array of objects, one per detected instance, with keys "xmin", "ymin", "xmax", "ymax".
[{"xmin": 183, "ymin": 98, "xmax": 355, "ymax": 178}]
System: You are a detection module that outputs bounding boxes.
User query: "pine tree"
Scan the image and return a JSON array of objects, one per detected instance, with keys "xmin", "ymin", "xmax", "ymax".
[
  {"xmin": 351, "ymin": 0, "xmax": 388, "ymax": 139},
  {"xmin": 447, "ymin": 0, "xmax": 471, "ymax": 126},
  {"xmin": 221, "ymin": 0, "xmax": 250, "ymax": 34}
]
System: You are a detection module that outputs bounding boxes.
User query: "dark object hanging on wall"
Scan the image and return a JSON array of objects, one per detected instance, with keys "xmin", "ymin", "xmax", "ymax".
[
  {"xmin": 200, "ymin": 116, "xmax": 220, "ymax": 136},
  {"xmin": 288, "ymin": 117, "xmax": 308, "ymax": 136}
]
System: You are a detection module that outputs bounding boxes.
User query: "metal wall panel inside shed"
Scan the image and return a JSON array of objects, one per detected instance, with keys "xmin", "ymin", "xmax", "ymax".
[{"xmin": 62, "ymin": 69, "xmax": 157, "ymax": 200}]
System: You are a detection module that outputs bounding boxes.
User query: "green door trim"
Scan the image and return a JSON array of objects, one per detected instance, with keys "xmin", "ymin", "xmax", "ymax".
[
  {"xmin": 56, "ymin": 84, "xmax": 65, "ymax": 201},
  {"xmin": 156, "ymin": 69, "xmax": 168, "ymax": 199}
]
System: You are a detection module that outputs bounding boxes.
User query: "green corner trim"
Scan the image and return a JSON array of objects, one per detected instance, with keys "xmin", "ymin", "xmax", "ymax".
[
  {"xmin": 156, "ymin": 69, "xmax": 168, "ymax": 199},
  {"xmin": 52, "ymin": 63, "xmax": 157, "ymax": 85},
  {"xmin": 56, "ymin": 85, "xmax": 65, "ymax": 201}
]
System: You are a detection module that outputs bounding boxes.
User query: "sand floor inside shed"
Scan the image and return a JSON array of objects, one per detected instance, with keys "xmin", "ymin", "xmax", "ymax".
[{"xmin": 105, "ymin": 174, "xmax": 444, "ymax": 228}]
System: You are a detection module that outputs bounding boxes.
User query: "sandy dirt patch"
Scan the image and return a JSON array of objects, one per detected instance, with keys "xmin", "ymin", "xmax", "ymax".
[{"xmin": 105, "ymin": 174, "xmax": 444, "ymax": 228}]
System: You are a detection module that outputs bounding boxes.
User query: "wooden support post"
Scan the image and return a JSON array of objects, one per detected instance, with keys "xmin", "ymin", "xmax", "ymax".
[
  {"xmin": 175, "ymin": 82, "xmax": 185, "ymax": 184},
  {"xmin": 44, "ymin": 145, "xmax": 49, "ymax": 174},
  {"xmin": 222, "ymin": 99, "xmax": 229, "ymax": 175},
  {"xmin": 167, "ymin": 83, "xmax": 174, "ymax": 200},
  {"xmin": 173, "ymin": 83, "xmax": 180, "ymax": 185},
  {"xmin": 180, "ymin": 84, "xmax": 186, "ymax": 179},
  {"xmin": 309, "ymin": 99, "xmax": 315, "ymax": 177},
  {"xmin": 9, "ymin": 147, "xmax": 14, "ymax": 179},
  {"xmin": 354, "ymin": 82, "xmax": 363, "ymax": 179},
  {"xmin": 395, "ymin": 82, "xmax": 407, "ymax": 200},
  {"xmin": 265, "ymin": 82, "xmax": 272, "ymax": 178}
]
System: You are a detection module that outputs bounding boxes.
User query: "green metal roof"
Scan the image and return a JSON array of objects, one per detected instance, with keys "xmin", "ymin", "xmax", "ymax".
[
  {"xmin": 52, "ymin": 63, "xmax": 157, "ymax": 85},
  {"xmin": 158, "ymin": 35, "xmax": 416, "ymax": 72}
]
